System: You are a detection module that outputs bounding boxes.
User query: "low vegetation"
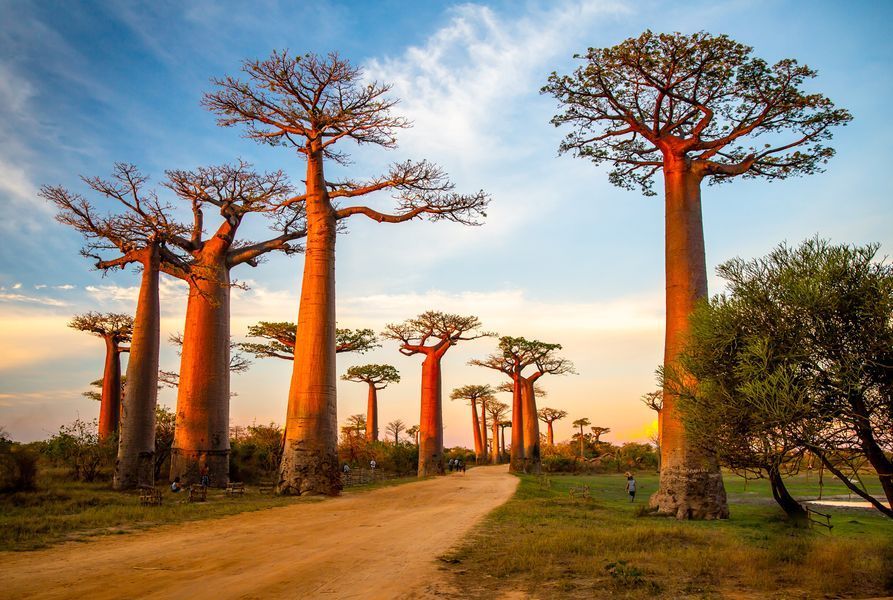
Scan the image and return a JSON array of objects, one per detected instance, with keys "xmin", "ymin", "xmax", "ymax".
[{"xmin": 444, "ymin": 472, "xmax": 893, "ymax": 599}]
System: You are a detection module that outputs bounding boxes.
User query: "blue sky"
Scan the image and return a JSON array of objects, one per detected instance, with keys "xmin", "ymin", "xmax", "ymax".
[{"xmin": 1, "ymin": 0, "xmax": 891, "ymax": 445}]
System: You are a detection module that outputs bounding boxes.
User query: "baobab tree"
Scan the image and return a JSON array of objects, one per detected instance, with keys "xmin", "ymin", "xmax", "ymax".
[
  {"xmin": 472, "ymin": 337, "xmax": 574, "ymax": 473},
  {"xmin": 385, "ymin": 419, "xmax": 406, "ymax": 445},
  {"xmin": 240, "ymin": 322, "xmax": 378, "ymax": 360},
  {"xmin": 642, "ymin": 390, "xmax": 663, "ymax": 468},
  {"xmin": 44, "ymin": 164, "xmax": 189, "ymax": 489},
  {"xmin": 160, "ymin": 162, "xmax": 305, "ymax": 486},
  {"xmin": 204, "ymin": 51, "xmax": 489, "ymax": 495},
  {"xmin": 450, "ymin": 385, "xmax": 495, "ymax": 464},
  {"xmin": 341, "ymin": 364, "xmax": 401, "ymax": 442},
  {"xmin": 591, "ymin": 426, "xmax": 611, "ymax": 444},
  {"xmin": 69, "ymin": 312, "xmax": 133, "ymax": 441},
  {"xmin": 572, "ymin": 418, "xmax": 591, "ymax": 457},
  {"xmin": 383, "ymin": 312, "xmax": 492, "ymax": 476},
  {"xmin": 406, "ymin": 425, "xmax": 420, "ymax": 447},
  {"xmin": 544, "ymin": 31, "xmax": 850, "ymax": 519},
  {"xmin": 498, "ymin": 420, "xmax": 512, "ymax": 462},
  {"xmin": 537, "ymin": 407, "xmax": 568, "ymax": 446},
  {"xmin": 485, "ymin": 399, "xmax": 510, "ymax": 463}
]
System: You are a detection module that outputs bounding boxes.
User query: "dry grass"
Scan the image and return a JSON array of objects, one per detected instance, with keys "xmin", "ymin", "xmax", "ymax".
[{"xmin": 443, "ymin": 472, "xmax": 893, "ymax": 599}]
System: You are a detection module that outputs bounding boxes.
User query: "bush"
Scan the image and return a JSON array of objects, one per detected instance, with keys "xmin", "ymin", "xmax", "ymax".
[
  {"xmin": 0, "ymin": 432, "xmax": 39, "ymax": 492},
  {"xmin": 230, "ymin": 422, "xmax": 283, "ymax": 483},
  {"xmin": 43, "ymin": 419, "xmax": 115, "ymax": 482}
]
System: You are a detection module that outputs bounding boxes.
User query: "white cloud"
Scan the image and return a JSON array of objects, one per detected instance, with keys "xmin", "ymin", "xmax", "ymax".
[
  {"xmin": 0, "ymin": 292, "xmax": 68, "ymax": 307},
  {"xmin": 55, "ymin": 284, "xmax": 75, "ymax": 290}
]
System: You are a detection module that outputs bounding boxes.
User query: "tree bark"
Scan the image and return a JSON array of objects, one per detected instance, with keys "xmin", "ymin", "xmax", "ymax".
[
  {"xmin": 521, "ymin": 377, "xmax": 541, "ymax": 474},
  {"xmin": 768, "ymin": 465, "xmax": 808, "ymax": 524},
  {"xmin": 650, "ymin": 157, "xmax": 729, "ymax": 519},
  {"xmin": 114, "ymin": 247, "xmax": 160, "ymax": 490},
  {"xmin": 546, "ymin": 421, "xmax": 554, "ymax": 446},
  {"xmin": 170, "ymin": 249, "xmax": 232, "ymax": 487},
  {"xmin": 848, "ymin": 392, "xmax": 893, "ymax": 509},
  {"xmin": 470, "ymin": 399, "xmax": 483, "ymax": 463},
  {"xmin": 279, "ymin": 145, "xmax": 341, "ymax": 496},
  {"xmin": 509, "ymin": 375, "xmax": 525, "ymax": 473},
  {"xmin": 491, "ymin": 418, "xmax": 499, "ymax": 464},
  {"xmin": 366, "ymin": 384, "xmax": 378, "ymax": 442},
  {"xmin": 479, "ymin": 403, "xmax": 489, "ymax": 465},
  {"xmin": 98, "ymin": 336, "xmax": 122, "ymax": 441},
  {"xmin": 417, "ymin": 352, "xmax": 444, "ymax": 477},
  {"xmin": 500, "ymin": 427, "xmax": 507, "ymax": 462}
]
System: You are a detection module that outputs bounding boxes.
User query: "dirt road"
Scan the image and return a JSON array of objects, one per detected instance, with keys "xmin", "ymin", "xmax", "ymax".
[{"xmin": 0, "ymin": 465, "xmax": 517, "ymax": 600}]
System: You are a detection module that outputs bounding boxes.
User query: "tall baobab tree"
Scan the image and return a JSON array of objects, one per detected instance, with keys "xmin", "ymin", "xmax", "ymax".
[
  {"xmin": 485, "ymin": 399, "xmax": 510, "ymax": 463},
  {"xmin": 341, "ymin": 364, "xmax": 401, "ymax": 442},
  {"xmin": 240, "ymin": 322, "xmax": 378, "ymax": 360},
  {"xmin": 537, "ymin": 407, "xmax": 568, "ymax": 446},
  {"xmin": 44, "ymin": 164, "xmax": 189, "ymax": 489},
  {"xmin": 384, "ymin": 312, "xmax": 492, "ymax": 477},
  {"xmin": 204, "ymin": 51, "xmax": 489, "ymax": 495},
  {"xmin": 385, "ymin": 419, "xmax": 406, "ymax": 445},
  {"xmin": 69, "ymin": 313, "xmax": 133, "ymax": 440},
  {"xmin": 160, "ymin": 162, "xmax": 305, "ymax": 486},
  {"xmin": 450, "ymin": 384, "xmax": 495, "ymax": 464},
  {"xmin": 498, "ymin": 420, "xmax": 511, "ymax": 460},
  {"xmin": 572, "ymin": 418, "xmax": 591, "ymax": 457},
  {"xmin": 472, "ymin": 337, "xmax": 574, "ymax": 473},
  {"xmin": 642, "ymin": 389, "xmax": 663, "ymax": 468},
  {"xmin": 544, "ymin": 31, "xmax": 850, "ymax": 519}
]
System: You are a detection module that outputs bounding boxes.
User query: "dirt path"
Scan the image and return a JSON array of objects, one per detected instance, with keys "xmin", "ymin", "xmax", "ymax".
[{"xmin": 0, "ymin": 465, "xmax": 517, "ymax": 600}]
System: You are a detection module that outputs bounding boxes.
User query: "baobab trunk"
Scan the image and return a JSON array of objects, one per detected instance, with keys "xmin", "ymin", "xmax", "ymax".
[
  {"xmin": 280, "ymin": 144, "xmax": 341, "ymax": 495},
  {"xmin": 114, "ymin": 248, "xmax": 160, "ymax": 490},
  {"xmin": 366, "ymin": 384, "xmax": 378, "ymax": 442},
  {"xmin": 546, "ymin": 421, "xmax": 554, "ymax": 446},
  {"xmin": 650, "ymin": 158, "xmax": 728, "ymax": 519},
  {"xmin": 490, "ymin": 418, "xmax": 499, "ymax": 464},
  {"xmin": 521, "ymin": 378, "xmax": 541, "ymax": 474},
  {"xmin": 500, "ymin": 427, "xmax": 507, "ymax": 461},
  {"xmin": 99, "ymin": 336, "xmax": 122, "ymax": 441},
  {"xmin": 417, "ymin": 352, "xmax": 444, "ymax": 477},
  {"xmin": 479, "ymin": 404, "xmax": 489, "ymax": 465},
  {"xmin": 170, "ymin": 250, "xmax": 232, "ymax": 487},
  {"xmin": 470, "ymin": 399, "xmax": 483, "ymax": 463},
  {"xmin": 509, "ymin": 376, "xmax": 525, "ymax": 473}
]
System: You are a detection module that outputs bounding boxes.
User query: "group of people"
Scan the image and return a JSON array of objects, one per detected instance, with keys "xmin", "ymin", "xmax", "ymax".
[
  {"xmin": 170, "ymin": 466, "xmax": 211, "ymax": 493},
  {"xmin": 447, "ymin": 458, "xmax": 466, "ymax": 473}
]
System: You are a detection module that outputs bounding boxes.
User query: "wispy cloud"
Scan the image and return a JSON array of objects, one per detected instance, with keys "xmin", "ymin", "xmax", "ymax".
[{"xmin": 0, "ymin": 292, "xmax": 68, "ymax": 307}]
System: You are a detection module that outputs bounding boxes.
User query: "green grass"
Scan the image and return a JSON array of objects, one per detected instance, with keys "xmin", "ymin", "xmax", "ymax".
[{"xmin": 443, "ymin": 472, "xmax": 893, "ymax": 599}]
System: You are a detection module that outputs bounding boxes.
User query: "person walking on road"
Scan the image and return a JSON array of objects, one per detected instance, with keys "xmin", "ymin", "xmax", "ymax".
[{"xmin": 625, "ymin": 473, "xmax": 637, "ymax": 502}]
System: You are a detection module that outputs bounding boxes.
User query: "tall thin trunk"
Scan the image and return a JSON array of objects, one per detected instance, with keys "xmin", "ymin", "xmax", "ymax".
[
  {"xmin": 114, "ymin": 247, "xmax": 160, "ymax": 490},
  {"xmin": 500, "ymin": 426, "xmax": 507, "ymax": 461},
  {"xmin": 768, "ymin": 465, "xmax": 808, "ymax": 523},
  {"xmin": 546, "ymin": 421, "xmax": 554, "ymax": 446},
  {"xmin": 470, "ymin": 399, "xmax": 483, "ymax": 463},
  {"xmin": 170, "ymin": 251, "xmax": 231, "ymax": 487},
  {"xmin": 366, "ymin": 384, "xmax": 378, "ymax": 442},
  {"xmin": 98, "ymin": 336, "xmax": 121, "ymax": 441},
  {"xmin": 480, "ymin": 403, "xmax": 489, "ymax": 465},
  {"xmin": 509, "ymin": 375, "xmax": 524, "ymax": 473},
  {"xmin": 490, "ymin": 418, "xmax": 499, "ymax": 464},
  {"xmin": 650, "ymin": 158, "xmax": 729, "ymax": 520},
  {"xmin": 280, "ymin": 146, "xmax": 340, "ymax": 496},
  {"xmin": 579, "ymin": 426, "xmax": 584, "ymax": 457},
  {"xmin": 848, "ymin": 392, "xmax": 893, "ymax": 508},
  {"xmin": 418, "ymin": 352, "xmax": 444, "ymax": 477},
  {"xmin": 521, "ymin": 377, "xmax": 541, "ymax": 473}
]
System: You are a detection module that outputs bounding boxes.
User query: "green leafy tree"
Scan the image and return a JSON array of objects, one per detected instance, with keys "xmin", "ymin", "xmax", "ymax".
[{"xmin": 241, "ymin": 322, "xmax": 378, "ymax": 360}]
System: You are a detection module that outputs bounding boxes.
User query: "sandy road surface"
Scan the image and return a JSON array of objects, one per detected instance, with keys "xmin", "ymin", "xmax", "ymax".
[{"xmin": 0, "ymin": 465, "xmax": 517, "ymax": 600}]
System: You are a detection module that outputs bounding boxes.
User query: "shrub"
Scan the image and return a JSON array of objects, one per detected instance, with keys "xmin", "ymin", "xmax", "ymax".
[
  {"xmin": 230, "ymin": 422, "xmax": 283, "ymax": 483},
  {"xmin": 43, "ymin": 419, "xmax": 114, "ymax": 482},
  {"xmin": 0, "ymin": 432, "xmax": 39, "ymax": 492}
]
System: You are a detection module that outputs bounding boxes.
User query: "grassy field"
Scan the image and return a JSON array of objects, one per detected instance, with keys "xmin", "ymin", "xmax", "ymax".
[
  {"xmin": 443, "ymin": 471, "xmax": 893, "ymax": 599},
  {"xmin": 0, "ymin": 468, "xmax": 415, "ymax": 552}
]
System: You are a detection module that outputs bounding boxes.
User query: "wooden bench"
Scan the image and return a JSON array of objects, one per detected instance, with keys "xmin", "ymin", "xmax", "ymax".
[
  {"xmin": 225, "ymin": 482, "xmax": 245, "ymax": 497},
  {"xmin": 569, "ymin": 484, "xmax": 591, "ymax": 500},
  {"xmin": 139, "ymin": 486, "xmax": 163, "ymax": 506},
  {"xmin": 258, "ymin": 480, "xmax": 276, "ymax": 494},
  {"xmin": 188, "ymin": 485, "xmax": 207, "ymax": 503}
]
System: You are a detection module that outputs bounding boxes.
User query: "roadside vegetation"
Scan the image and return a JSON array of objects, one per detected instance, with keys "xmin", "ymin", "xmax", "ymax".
[{"xmin": 444, "ymin": 472, "xmax": 893, "ymax": 599}]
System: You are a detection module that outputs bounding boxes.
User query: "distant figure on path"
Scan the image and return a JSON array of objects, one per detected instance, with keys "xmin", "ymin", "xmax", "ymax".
[
  {"xmin": 625, "ymin": 473, "xmax": 636, "ymax": 502},
  {"xmin": 343, "ymin": 463, "xmax": 351, "ymax": 474},
  {"xmin": 370, "ymin": 459, "xmax": 377, "ymax": 471},
  {"xmin": 200, "ymin": 466, "xmax": 210, "ymax": 488},
  {"xmin": 171, "ymin": 477, "xmax": 185, "ymax": 493},
  {"xmin": 448, "ymin": 459, "xmax": 454, "ymax": 472},
  {"xmin": 459, "ymin": 460, "xmax": 466, "ymax": 473}
]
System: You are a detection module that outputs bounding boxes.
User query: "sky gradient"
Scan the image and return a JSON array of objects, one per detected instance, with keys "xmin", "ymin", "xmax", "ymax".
[{"xmin": 1, "ymin": 0, "xmax": 891, "ymax": 447}]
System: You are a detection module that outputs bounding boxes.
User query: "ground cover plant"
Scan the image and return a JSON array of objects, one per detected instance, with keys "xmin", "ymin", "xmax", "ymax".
[{"xmin": 443, "ymin": 472, "xmax": 893, "ymax": 599}]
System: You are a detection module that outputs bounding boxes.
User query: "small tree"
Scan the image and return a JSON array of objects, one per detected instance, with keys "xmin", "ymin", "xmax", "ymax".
[
  {"xmin": 572, "ymin": 418, "xmax": 591, "ymax": 457},
  {"xmin": 342, "ymin": 364, "xmax": 401, "ymax": 442},
  {"xmin": 384, "ymin": 312, "xmax": 492, "ymax": 476},
  {"xmin": 406, "ymin": 425, "xmax": 420, "ymax": 447},
  {"xmin": 69, "ymin": 313, "xmax": 133, "ymax": 441},
  {"xmin": 545, "ymin": 30, "xmax": 850, "ymax": 520},
  {"xmin": 450, "ymin": 384, "xmax": 495, "ymax": 464},
  {"xmin": 590, "ymin": 426, "xmax": 611, "ymax": 444},
  {"xmin": 241, "ymin": 322, "xmax": 378, "ymax": 360},
  {"xmin": 385, "ymin": 420, "xmax": 406, "ymax": 445},
  {"xmin": 45, "ymin": 418, "xmax": 114, "ymax": 482},
  {"xmin": 205, "ymin": 51, "xmax": 489, "ymax": 495},
  {"xmin": 537, "ymin": 407, "xmax": 568, "ymax": 446},
  {"xmin": 153, "ymin": 405, "xmax": 176, "ymax": 481},
  {"xmin": 498, "ymin": 420, "xmax": 512, "ymax": 461}
]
